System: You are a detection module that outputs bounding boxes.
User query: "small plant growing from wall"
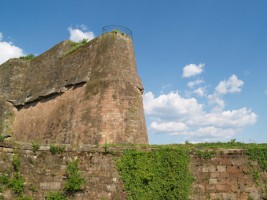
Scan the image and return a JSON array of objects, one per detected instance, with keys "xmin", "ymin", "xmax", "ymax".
[
  {"xmin": 8, "ymin": 172, "xmax": 25, "ymax": 195},
  {"xmin": 112, "ymin": 29, "xmax": 121, "ymax": 34},
  {"xmin": 63, "ymin": 39, "xmax": 88, "ymax": 57},
  {"xmin": 31, "ymin": 142, "xmax": 40, "ymax": 154},
  {"xmin": 19, "ymin": 54, "xmax": 36, "ymax": 60},
  {"xmin": 64, "ymin": 159, "xmax": 85, "ymax": 193},
  {"xmin": 0, "ymin": 135, "xmax": 4, "ymax": 142},
  {"xmin": 0, "ymin": 154, "xmax": 25, "ymax": 196},
  {"xmin": 12, "ymin": 154, "xmax": 21, "ymax": 172},
  {"xmin": 45, "ymin": 191, "xmax": 66, "ymax": 200},
  {"xmin": 50, "ymin": 145, "xmax": 65, "ymax": 154},
  {"xmin": 195, "ymin": 150, "xmax": 216, "ymax": 159}
]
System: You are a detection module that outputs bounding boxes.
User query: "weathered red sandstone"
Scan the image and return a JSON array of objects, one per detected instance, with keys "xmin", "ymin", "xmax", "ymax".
[{"xmin": 0, "ymin": 32, "xmax": 148, "ymax": 145}]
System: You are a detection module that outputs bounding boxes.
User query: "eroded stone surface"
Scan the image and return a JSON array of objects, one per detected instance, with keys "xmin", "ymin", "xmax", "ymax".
[
  {"xmin": 0, "ymin": 144, "xmax": 126, "ymax": 200},
  {"xmin": 0, "ymin": 33, "xmax": 148, "ymax": 145},
  {"xmin": 190, "ymin": 149, "xmax": 263, "ymax": 200}
]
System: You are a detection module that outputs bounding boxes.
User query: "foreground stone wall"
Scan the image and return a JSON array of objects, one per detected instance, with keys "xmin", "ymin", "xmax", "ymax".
[
  {"xmin": 0, "ymin": 143, "xmax": 126, "ymax": 200},
  {"xmin": 0, "ymin": 143, "xmax": 265, "ymax": 200},
  {"xmin": 190, "ymin": 149, "xmax": 264, "ymax": 200},
  {"xmin": 0, "ymin": 32, "xmax": 148, "ymax": 145}
]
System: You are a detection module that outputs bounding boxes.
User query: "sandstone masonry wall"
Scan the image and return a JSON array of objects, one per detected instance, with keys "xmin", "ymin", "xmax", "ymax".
[
  {"xmin": 0, "ymin": 144, "xmax": 265, "ymax": 200},
  {"xmin": 190, "ymin": 149, "xmax": 264, "ymax": 200},
  {"xmin": 0, "ymin": 33, "xmax": 148, "ymax": 145},
  {"xmin": 0, "ymin": 143, "xmax": 126, "ymax": 200}
]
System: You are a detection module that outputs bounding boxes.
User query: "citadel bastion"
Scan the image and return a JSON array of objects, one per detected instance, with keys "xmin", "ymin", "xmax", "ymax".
[{"xmin": 0, "ymin": 32, "xmax": 148, "ymax": 145}]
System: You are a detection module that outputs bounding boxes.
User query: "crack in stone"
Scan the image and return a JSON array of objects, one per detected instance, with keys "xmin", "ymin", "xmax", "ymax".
[{"xmin": 7, "ymin": 81, "xmax": 87, "ymax": 110}]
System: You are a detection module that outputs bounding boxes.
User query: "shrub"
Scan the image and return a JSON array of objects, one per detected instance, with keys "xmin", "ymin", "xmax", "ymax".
[
  {"xmin": 50, "ymin": 145, "xmax": 65, "ymax": 155},
  {"xmin": 12, "ymin": 154, "xmax": 20, "ymax": 172},
  {"xmin": 247, "ymin": 147, "xmax": 267, "ymax": 171},
  {"xmin": 45, "ymin": 191, "xmax": 66, "ymax": 200},
  {"xmin": 195, "ymin": 150, "xmax": 216, "ymax": 159},
  {"xmin": 112, "ymin": 29, "xmax": 121, "ymax": 34},
  {"xmin": 63, "ymin": 39, "xmax": 88, "ymax": 57},
  {"xmin": 32, "ymin": 142, "xmax": 40, "ymax": 153},
  {"xmin": 64, "ymin": 160, "xmax": 85, "ymax": 192},
  {"xmin": 8, "ymin": 172, "xmax": 25, "ymax": 194},
  {"xmin": 116, "ymin": 147, "xmax": 193, "ymax": 200},
  {"xmin": 17, "ymin": 196, "xmax": 33, "ymax": 200},
  {"xmin": 0, "ymin": 172, "xmax": 9, "ymax": 185},
  {"xmin": 19, "ymin": 54, "xmax": 35, "ymax": 60},
  {"xmin": 0, "ymin": 135, "xmax": 4, "ymax": 142}
]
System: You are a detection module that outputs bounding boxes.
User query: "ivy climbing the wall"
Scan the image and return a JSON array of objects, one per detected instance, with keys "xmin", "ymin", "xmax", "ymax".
[{"xmin": 116, "ymin": 147, "xmax": 193, "ymax": 200}]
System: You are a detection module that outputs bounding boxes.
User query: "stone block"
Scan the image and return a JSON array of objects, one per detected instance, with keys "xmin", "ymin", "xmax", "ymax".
[
  {"xmin": 210, "ymin": 193, "xmax": 222, "ymax": 200},
  {"xmin": 217, "ymin": 165, "xmax": 226, "ymax": 172},
  {"xmin": 222, "ymin": 192, "xmax": 237, "ymax": 200},
  {"xmin": 244, "ymin": 186, "xmax": 257, "ymax": 193},
  {"xmin": 40, "ymin": 182, "xmax": 61, "ymax": 190},
  {"xmin": 210, "ymin": 172, "xmax": 220, "ymax": 178},
  {"xmin": 206, "ymin": 184, "xmax": 216, "ymax": 192},
  {"xmin": 202, "ymin": 165, "xmax": 216, "ymax": 173},
  {"xmin": 227, "ymin": 166, "xmax": 241, "ymax": 173},
  {"xmin": 238, "ymin": 193, "xmax": 249, "ymax": 200},
  {"xmin": 209, "ymin": 178, "xmax": 219, "ymax": 184},
  {"xmin": 215, "ymin": 184, "xmax": 231, "ymax": 192}
]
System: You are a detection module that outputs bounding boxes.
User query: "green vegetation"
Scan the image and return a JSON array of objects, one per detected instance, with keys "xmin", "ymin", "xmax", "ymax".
[
  {"xmin": 12, "ymin": 154, "xmax": 21, "ymax": 172},
  {"xmin": 1, "ymin": 111, "xmax": 14, "ymax": 137},
  {"xmin": 0, "ymin": 134, "xmax": 4, "ymax": 142},
  {"xmin": 63, "ymin": 39, "xmax": 88, "ymax": 57},
  {"xmin": 17, "ymin": 196, "xmax": 33, "ymax": 200},
  {"xmin": 0, "ymin": 154, "xmax": 25, "ymax": 195},
  {"xmin": 64, "ymin": 159, "xmax": 85, "ymax": 193},
  {"xmin": 32, "ymin": 142, "xmax": 40, "ymax": 153},
  {"xmin": 112, "ymin": 29, "xmax": 121, "ymax": 34},
  {"xmin": 111, "ymin": 29, "xmax": 127, "ymax": 37},
  {"xmin": 50, "ymin": 145, "xmax": 65, "ymax": 154},
  {"xmin": 246, "ymin": 146, "xmax": 267, "ymax": 171},
  {"xmin": 8, "ymin": 172, "xmax": 25, "ymax": 194},
  {"xmin": 19, "ymin": 54, "xmax": 35, "ymax": 60},
  {"xmin": 0, "ymin": 140, "xmax": 267, "ymax": 199},
  {"xmin": 195, "ymin": 150, "xmax": 216, "ymax": 159},
  {"xmin": 116, "ymin": 147, "xmax": 193, "ymax": 200},
  {"xmin": 0, "ymin": 171, "xmax": 25, "ymax": 195},
  {"xmin": 45, "ymin": 191, "xmax": 66, "ymax": 200}
]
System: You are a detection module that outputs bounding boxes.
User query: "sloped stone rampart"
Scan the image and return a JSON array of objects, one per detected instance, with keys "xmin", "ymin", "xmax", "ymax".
[{"xmin": 0, "ymin": 33, "xmax": 148, "ymax": 145}]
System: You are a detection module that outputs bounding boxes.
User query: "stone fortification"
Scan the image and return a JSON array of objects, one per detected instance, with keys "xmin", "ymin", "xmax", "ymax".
[
  {"xmin": 0, "ymin": 144, "xmax": 265, "ymax": 200},
  {"xmin": 0, "ymin": 32, "xmax": 148, "ymax": 145}
]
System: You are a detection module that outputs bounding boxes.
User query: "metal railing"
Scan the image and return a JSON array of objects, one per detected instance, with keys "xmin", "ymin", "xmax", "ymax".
[{"xmin": 102, "ymin": 25, "xmax": 133, "ymax": 39}]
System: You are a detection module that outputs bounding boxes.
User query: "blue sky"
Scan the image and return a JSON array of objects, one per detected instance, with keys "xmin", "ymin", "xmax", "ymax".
[{"xmin": 1, "ymin": 0, "xmax": 267, "ymax": 144}]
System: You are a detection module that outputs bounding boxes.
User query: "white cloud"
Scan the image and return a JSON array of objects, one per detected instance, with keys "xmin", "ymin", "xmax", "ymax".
[
  {"xmin": 185, "ymin": 127, "xmax": 237, "ymax": 139},
  {"xmin": 215, "ymin": 74, "xmax": 244, "ymax": 94},
  {"xmin": 193, "ymin": 87, "xmax": 206, "ymax": 97},
  {"xmin": 143, "ymin": 91, "xmax": 203, "ymax": 119},
  {"xmin": 190, "ymin": 108, "xmax": 257, "ymax": 128},
  {"xmin": 144, "ymin": 89, "xmax": 257, "ymax": 142},
  {"xmin": 207, "ymin": 74, "xmax": 244, "ymax": 111},
  {"xmin": 68, "ymin": 26, "xmax": 95, "ymax": 42},
  {"xmin": 182, "ymin": 63, "xmax": 204, "ymax": 78},
  {"xmin": 187, "ymin": 79, "xmax": 204, "ymax": 88},
  {"xmin": 150, "ymin": 121, "xmax": 187, "ymax": 133},
  {"xmin": 0, "ymin": 33, "xmax": 24, "ymax": 64},
  {"xmin": 208, "ymin": 93, "xmax": 225, "ymax": 111}
]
